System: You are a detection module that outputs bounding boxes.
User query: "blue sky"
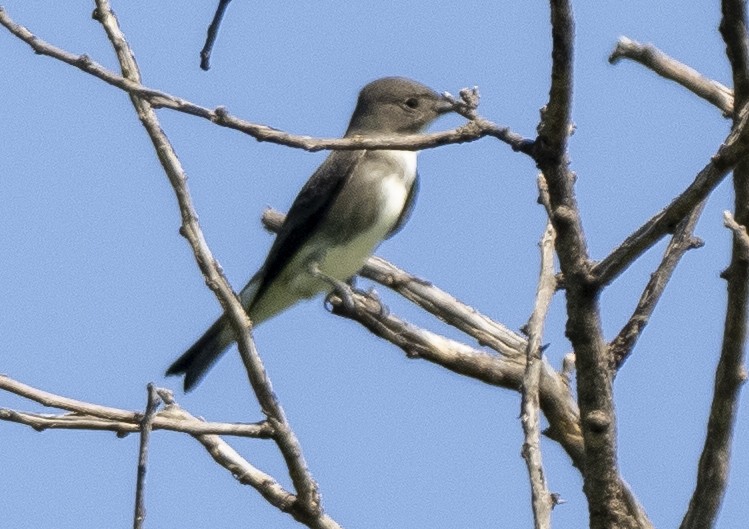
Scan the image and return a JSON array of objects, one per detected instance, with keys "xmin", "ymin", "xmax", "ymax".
[{"xmin": 1, "ymin": 2, "xmax": 747, "ymax": 528}]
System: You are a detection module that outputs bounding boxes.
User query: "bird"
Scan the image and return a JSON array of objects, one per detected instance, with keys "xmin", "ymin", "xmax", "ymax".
[{"xmin": 167, "ymin": 76, "xmax": 454, "ymax": 391}]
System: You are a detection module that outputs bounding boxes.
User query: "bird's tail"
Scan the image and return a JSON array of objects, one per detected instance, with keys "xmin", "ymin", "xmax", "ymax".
[{"xmin": 166, "ymin": 316, "xmax": 233, "ymax": 392}]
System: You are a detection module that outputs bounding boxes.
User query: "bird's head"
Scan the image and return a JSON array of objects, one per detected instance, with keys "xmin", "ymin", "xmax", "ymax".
[{"xmin": 345, "ymin": 77, "xmax": 454, "ymax": 137}]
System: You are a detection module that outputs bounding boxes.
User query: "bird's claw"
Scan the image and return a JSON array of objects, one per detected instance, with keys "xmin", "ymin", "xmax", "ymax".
[{"xmin": 311, "ymin": 263, "xmax": 358, "ymax": 315}]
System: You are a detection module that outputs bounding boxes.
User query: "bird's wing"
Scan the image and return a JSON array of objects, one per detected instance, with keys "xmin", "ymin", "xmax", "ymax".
[
  {"xmin": 247, "ymin": 149, "xmax": 366, "ymax": 306},
  {"xmin": 386, "ymin": 170, "xmax": 419, "ymax": 238}
]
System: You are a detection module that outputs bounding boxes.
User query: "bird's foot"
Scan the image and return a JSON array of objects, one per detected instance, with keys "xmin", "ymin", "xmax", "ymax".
[{"xmin": 309, "ymin": 263, "xmax": 358, "ymax": 315}]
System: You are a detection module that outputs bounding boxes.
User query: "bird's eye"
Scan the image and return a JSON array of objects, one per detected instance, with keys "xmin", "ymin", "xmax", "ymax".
[{"xmin": 404, "ymin": 98, "xmax": 419, "ymax": 109}]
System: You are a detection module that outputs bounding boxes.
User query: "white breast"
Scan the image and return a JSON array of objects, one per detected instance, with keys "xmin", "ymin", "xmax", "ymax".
[
  {"xmin": 385, "ymin": 149, "xmax": 418, "ymax": 179},
  {"xmin": 317, "ymin": 150, "xmax": 417, "ymax": 281}
]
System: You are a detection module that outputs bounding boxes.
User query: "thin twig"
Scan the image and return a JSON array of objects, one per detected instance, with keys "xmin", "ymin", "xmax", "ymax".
[
  {"xmin": 724, "ymin": 210, "xmax": 749, "ymax": 256},
  {"xmin": 0, "ymin": 7, "xmax": 531, "ymax": 155},
  {"xmin": 365, "ymin": 257, "xmax": 528, "ymax": 354},
  {"xmin": 592, "ymin": 99, "xmax": 749, "ymax": 288},
  {"xmin": 609, "ymin": 37, "xmax": 734, "ymax": 116},
  {"xmin": 91, "ymin": 1, "xmax": 330, "ymax": 523},
  {"xmin": 188, "ymin": 430, "xmax": 340, "ymax": 529},
  {"xmin": 0, "ymin": 375, "xmax": 338, "ymax": 528},
  {"xmin": 0, "ymin": 406, "xmax": 271, "ymax": 436},
  {"xmin": 598, "ymin": 28, "xmax": 749, "ymax": 290},
  {"xmin": 0, "ymin": 374, "xmax": 272, "ymax": 437},
  {"xmin": 520, "ymin": 221, "xmax": 558, "ymax": 529},
  {"xmin": 133, "ymin": 384, "xmax": 161, "ymax": 529},
  {"xmin": 609, "ymin": 201, "xmax": 706, "ymax": 369},
  {"xmin": 149, "ymin": 391, "xmax": 338, "ymax": 529},
  {"xmin": 200, "ymin": 0, "xmax": 233, "ymax": 70},
  {"xmin": 322, "ymin": 278, "xmax": 586, "ymax": 468}
]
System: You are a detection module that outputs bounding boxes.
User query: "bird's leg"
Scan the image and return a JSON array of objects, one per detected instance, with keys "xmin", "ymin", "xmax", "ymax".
[
  {"xmin": 344, "ymin": 275, "xmax": 379, "ymax": 306},
  {"xmin": 308, "ymin": 262, "xmax": 358, "ymax": 314}
]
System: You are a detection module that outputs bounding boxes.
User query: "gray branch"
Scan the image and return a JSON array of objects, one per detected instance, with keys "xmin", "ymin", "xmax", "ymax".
[
  {"xmin": 261, "ymin": 207, "xmax": 587, "ymax": 468},
  {"xmin": 609, "ymin": 202, "xmax": 706, "ymax": 369},
  {"xmin": 520, "ymin": 222, "xmax": 558, "ymax": 529},
  {"xmin": 0, "ymin": 6, "xmax": 530, "ymax": 155},
  {"xmin": 133, "ymin": 384, "xmax": 160, "ymax": 529},
  {"xmin": 91, "ymin": 0, "xmax": 333, "ymax": 524},
  {"xmin": 592, "ymin": 100, "xmax": 749, "ymax": 287},
  {"xmin": 0, "ymin": 375, "xmax": 273, "ymax": 437},
  {"xmin": 609, "ymin": 37, "xmax": 734, "ymax": 115},
  {"xmin": 535, "ymin": 2, "xmax": 652, "ymax": 528},
  {"xmin": 680, "ymin": 3, "xmax": 749, "ymax": 528}
]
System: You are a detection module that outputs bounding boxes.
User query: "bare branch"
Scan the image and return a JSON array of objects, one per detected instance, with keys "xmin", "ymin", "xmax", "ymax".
[
  {"xmin": 320, "ymin": 255, "xmax": 646, "ymax": 528},
  {"xmin": 369, "ymin": 258, "xmax": 530, "ymax": 353},
  {"xmin": 0, "ymin": 375, "xmax": 273, "ymax": 437},
  {"xmin": 533, "ymin": 3, "xmax": 653, "ymax": 528},
  {"xmin": 0, "ymin": 406, "xmax": 262, "ymax": 436},
  {"xmin": 679, "ymin": 208, "xmax": 749, "ymax": 529},
  {"xmin": 681, "ymin": 6, "xmax": 749, "ymax": 528},
  {"xmin": 609, "ymin": 202, "xmax": 706, "ymax": 369},
  {"xmin": 133, "ymin": 384, "xmax": 160, "ymax": 529},
  {"xmin": 0, "ymin": 7, "xmax": 531, "ymax": 155},
  {"xmin": 538, "ymin": 1, "xmax": 574, "ymax": 150},
  {"xmin": 188, "ymin": 428, "xmax": 296, "ymax": 510},
  {"xmin": 0, "ymin": 376, "xmax": 338, "ymax": 525},
  {"xmin": 543, "ymin": 0, "xmax": 622, "ymax": 521},
  {"xmin": 141, "ymin": 392, "xmax": 336, "ymax": 529},
  {"xmin": 609, "ymin": 37, "xmax": 734, "ymax": 115},
  {"xmin": 592, "ymin": 100, "xmax": 749, "ymax": 287},
  {"xmin": 332, "ymin": 289, "xmax": 526, "ymax": 382},
  {"xmin": 721, "ymin": 0, "xmax": 749, "ymax": 110},
  {"xmin": 520, "ymin": 222, "xmax": 558, "ymax": 529},
  {"xmin": 260, "ymin": 207, "xmax": 586, "ymax": 468},
  {"xmin": 334, "ymin": 285, "xmax": 589, "ymax": 470},
  {"xmin": 200, "ymin": 0, "xmax": 233, "ymax": 71},
  {"xmin": 153, "ymin": 389, "xmax": 313, "ymax": 524},
  {"xmin": 262, "ymin": 208, "xmax": 526, "ymax": 357},
  {"xmin": 189, "ymin": 426, "xmax": 342, "ymax": 529},
  {"xmin": 724, "ymin": 210, "xmax": 749, "ymax": 256},
  {"xmin": 329, "ymin": 280, "xmax": 587, "ymax": 469},
  {"xmin": 91, "ymin": 1, "xmax": 329, "ymax": 522},
  {"xmin": 0, "ymin": 376, "xmax": 344, "ymax": 528},
  {"xmin": 597, "ymin": 14, "xmax": 749, "ymax": 290}
]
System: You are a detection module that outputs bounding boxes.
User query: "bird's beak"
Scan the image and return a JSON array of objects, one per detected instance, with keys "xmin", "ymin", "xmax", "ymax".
[{"xmin": 435, "ymin": 95, "xmax": 455, "ymax": 114}]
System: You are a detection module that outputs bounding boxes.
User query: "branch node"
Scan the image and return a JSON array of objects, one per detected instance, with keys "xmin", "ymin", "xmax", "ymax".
[
  {"xmin": 515, "ymin": 138, "xmax": 537, "ymax": 154},
  {"xmin": 561, "ymin": 352, "xmax": 576, "ymax": 384},
  {"xmin": 213, "ymin": 106, "xmax": 229, "ymax": 122},
  {"xmin": 723, "ymin": 210, "xmax": 749, "ymax": 261},
  {"xmin": 584, "ymin": 410, "xmax": 611, "ymax": 433},
  {"xmin": 76, "ymin": 54, "xmax": 93, "ymax": 68},
  {"xmin": 551, "ymin": 492, "xmax": 566, "ymax": 507},
  {"xmin": 552, "ymin": 204, "xmax": 577, "ymax": 226},
  {"xmin": 689, "ymin": 236, "xmax": 705, "ymax": 250},
  {"xmin": 443, "ymin": 86, "xmax": 480, "ymax": 119}
]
